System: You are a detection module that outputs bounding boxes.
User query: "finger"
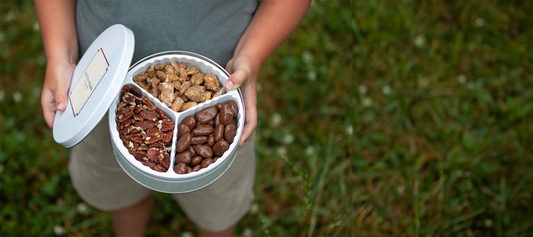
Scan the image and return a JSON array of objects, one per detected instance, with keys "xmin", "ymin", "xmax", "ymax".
[
  {"xmin": 55, "ymin": 80, "xmax": 70, "ymax": 111},
  {"xmin": 225, "ymin": 64, "xmax": 251, "ymax": 90},
  {"xmin": 41, "ymin": 89, "xmax": 57, "ymax": 128},
  {"xmin": 239, "ymin": 113, "xmax": 257, "ymax": 147}
]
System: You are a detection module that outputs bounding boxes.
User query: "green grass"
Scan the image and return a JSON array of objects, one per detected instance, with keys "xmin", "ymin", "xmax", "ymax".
[{"xmin": 2, "ymin": 0, "xmax": 533, "ymax": 236}]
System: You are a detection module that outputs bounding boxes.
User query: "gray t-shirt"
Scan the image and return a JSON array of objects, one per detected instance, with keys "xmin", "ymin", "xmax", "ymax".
[{"xmin": 76, "ymin": 0, "xmax": 258, "ymax": 67}]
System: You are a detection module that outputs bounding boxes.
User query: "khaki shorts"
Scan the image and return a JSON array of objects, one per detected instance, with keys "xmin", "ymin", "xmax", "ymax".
[{"xmin": 68, "ymin": 117, "xmax": 255, "ymax": 231}]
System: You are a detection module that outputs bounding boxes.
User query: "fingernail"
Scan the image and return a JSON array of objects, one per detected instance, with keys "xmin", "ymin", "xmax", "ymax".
[
  {"xmin": 57, "ymin": 103, "xmax": 65, "ymax": 110},
  {"xmin": 226, "ymin": 80, "xmax": 234, "ymax": 90}
]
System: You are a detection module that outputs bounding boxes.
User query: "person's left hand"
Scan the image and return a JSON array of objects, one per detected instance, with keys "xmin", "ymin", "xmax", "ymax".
[{"xmin": 225, "ymin": 55, "xmax": 258, "ymax": 147}]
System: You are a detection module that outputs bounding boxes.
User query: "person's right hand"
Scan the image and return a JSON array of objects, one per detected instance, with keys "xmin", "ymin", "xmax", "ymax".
[{"xmin": 41, "ymin": 59, "xmax": 76, "ymax": 128}]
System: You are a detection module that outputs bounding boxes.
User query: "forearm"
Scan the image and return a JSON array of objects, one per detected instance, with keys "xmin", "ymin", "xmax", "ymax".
[
  {"xmin": 234, "ymin": 0, "xmax": 311, "ymax": 72},
  {"xmin": 35, "ymin": 0, "xmax": 78, "ymax": 64}
]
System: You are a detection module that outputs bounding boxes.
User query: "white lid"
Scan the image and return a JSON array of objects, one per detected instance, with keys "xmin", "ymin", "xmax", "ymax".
[{"xmin": 53, "ymin": 24, "xmax": 135, "ymax": 148}]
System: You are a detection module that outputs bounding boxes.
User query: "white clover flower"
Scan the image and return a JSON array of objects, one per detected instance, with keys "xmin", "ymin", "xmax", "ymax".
[
  {"xmin": 249, "ymin": 202, "xmax": 259, "ymax": 215},
  {"xmin": 414, "ymin": 34, "xmax": 425, "ymax": 48},
  {"xmin": 282, "ymin": 134, "xmax": 294, "ymax": 144},
  {"xmin": 345, "ymin": 125, "xmax": 353, "ymax": 136},
  {"xmin": 276, "ymin": 146, "xmax": 288, "ymax": 157},
  {"xmin": 382, "ymin": 85, "xmax": 391, "ymax": 95},
  {"xmin": 476, "ymin": 17, "xmax": 485, "ymax": 27},
  {"xmin": 243, "ymin": 228, "xmax": 253, "ymax": 237},
  {"xmin": 396, "ymin": 185, "xmax": 405, "ymax": 196},
  {"xmin": 33, "ymin": 21, "xmax": 40, "ymax": 31},
  {"xmin": 358, "ymin": 84, "xmax": 367, "ymax": 95},
  {"xmin": 55, "ymin": 198, "xmax": 65, "ymax": 206},
  {"xmin": 76, "ymin": 202, "xmax": 89, "ymax": 214},
  {"xmin": 6, "ymin": 11, "xmax": 15, "ymax": 21},
  {"xmin": 361, "ymin": 97, "xmax": 373, "ymax": 107},
  {"xmin": 307, "ymin": 70, "xmax": 317, "ymax": 81},
  {"xmin": 457, "ymin": 74, "xmax": 467, "ymax": 84},
  {"xmin": 53, "ymin": 224, "xmax": 66, "ymax": 235},
  {"xmin": 301, "ymin": 50, "xmax": 314, "ymax": 64},
  {"xmin": 304, "ymin": 146, "xmax": 315, "ymax": 156},
  {"xmin": 271, "ymin": 113, "xmax": 282, "ymax": 127},
  {"xmin": 484, "ymin": 219, "xmax": 493, "ymax": 227},
  {"xmin": 13, "ymin": 91, "xmax": 22, "ymax": 103},
  {"xmin": 37, "ymin": 55, "xmax": 47, "ymax": 66},
  {"xmin": 256, "ymin": 82, "xmax": 262, "ymax": 92},
  {"xmin": 0, "ymin": 90, "xmax": 5, "ymax": 102},
  {"xmin": 181, "ymin": 232, "xmax": 193, "ymax": 237}
]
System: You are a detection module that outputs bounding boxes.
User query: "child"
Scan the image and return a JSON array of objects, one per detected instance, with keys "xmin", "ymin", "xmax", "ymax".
[{"xmin": 35, "ymin": 0, "xmax": 310, "ymax": 235}]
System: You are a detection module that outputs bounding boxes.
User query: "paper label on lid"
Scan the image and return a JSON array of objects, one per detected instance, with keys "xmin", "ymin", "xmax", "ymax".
[{"xmin": 69, "ymin": 48, "xmax": 109, "ymax": 116}]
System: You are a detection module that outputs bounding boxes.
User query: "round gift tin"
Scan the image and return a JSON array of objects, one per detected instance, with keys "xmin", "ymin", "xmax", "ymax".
[
  {"xmin": 108, "ymin": 51, "xmax": 245, "ymax": 193},
  {"xmin": 53, "ymin": 24, "xmax": 245, "ymax": 194}
]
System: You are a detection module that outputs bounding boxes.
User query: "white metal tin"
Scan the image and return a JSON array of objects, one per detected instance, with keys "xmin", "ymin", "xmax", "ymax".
[
  {"xmin": 108, "ymin": 51, "xmax": 245, "ymax": 193},
  {"xmin": 53, "ymin": 24, "xmax": 135, "ymax": 148}
]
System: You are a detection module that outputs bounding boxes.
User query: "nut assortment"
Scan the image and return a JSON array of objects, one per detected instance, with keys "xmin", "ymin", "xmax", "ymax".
[
  {"xmin": 132, "ymin": 61, "xmax": 226, "ymax": 112},
  {"xmin": 174, "ymin": 101, "xmax": 238, "ymax": 174},
  {"xmin": 116, "ymin": 85, "xmax": 174, "ymax": 172}
]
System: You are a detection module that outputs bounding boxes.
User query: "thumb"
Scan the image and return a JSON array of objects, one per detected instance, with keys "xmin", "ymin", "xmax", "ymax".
[
  {"xmin": 225, "ymin": 64, "xmax": 251, "ymax": 91},
  {"xmin": 55, "ymin": 82, "xmax": 70, "ymax": 111}
]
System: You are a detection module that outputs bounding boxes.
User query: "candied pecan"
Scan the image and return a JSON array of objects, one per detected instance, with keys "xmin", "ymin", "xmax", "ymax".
[
  {"xmin": 156, "ymin": 71, "xmax": 166, "ymax": 81},
  {"xmin": 184, "ymin": 85, "xmax": 206, "ymax": 102},
  {"xmin": 137, "ymin": 81, "xmax": 149, "ymax": 92},
  {"xmin": 170, "ymin": 61, "xmax": 180, "ymax": 74},
  {"xmin": 213, "ymin": 87, "xmax": 226, "ymax": 97},
  {"xmin": 158, "ymin": 82, "xmax": 175, "ymax": 106},
  {"xmin": 146, "ymin": 65, "xmax": 155, "ymax": 78},
  {"xmin": 190, "ymin": 73, "xmax": 204, "ymax": 85},
  {"xmin": 179, "ymin": 102, "xmax": 198, "ymax": 112},
  {"xmin": 170, "ymin": 96, "xmax": 184, "ymax": 112},
  {"xmin": 201, "ymin": 91, "xmax": 212, "ymax": 103},
  {"xmin": 167, "ymin": 73, "xmax": 179, "ymax": 82},
  {"xmin": 165, "ymin": 65, "xmax": 175, "ymax": 75},
  {"xmin": 155, "ymin": 64, "xmax": 166, "ymax": 71},
  {"xmin": 133, "ymin": 73, "xmax": 148, "ymax": 82},
  {"xmin": 172, "ymin": 81, "xmax": 182, "ymax": 91},
  {"xmin": 149, "ymin": 78, "xmax": 160, "ymax": 98},
  {"xmin": 185, "ymin": 66, "xmax": 199, "ymax": 75},
  {"xmin": 179, "ymin": 81, "xmax": 193, "ymax": 94},
  {"xmin": 203, "ymin": 74, "xmax": 220, "ymax": 91}
]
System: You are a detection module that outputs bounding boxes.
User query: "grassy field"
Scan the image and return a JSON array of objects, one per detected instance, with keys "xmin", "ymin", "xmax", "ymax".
[{"xmin": 1, "ymin": 0, "xmax": 532, "ymax": 236}]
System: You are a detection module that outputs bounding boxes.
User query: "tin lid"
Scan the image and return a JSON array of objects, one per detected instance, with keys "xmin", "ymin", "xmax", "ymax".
[{"xmin": 53, "ymin": 24, "xmax": 135, "ymax": 148}]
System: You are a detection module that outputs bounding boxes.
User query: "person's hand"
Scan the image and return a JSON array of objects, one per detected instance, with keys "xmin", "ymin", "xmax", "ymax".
[
  {"xmin": 225, "ymin": 55, "xmax": 258, "ymax": 147},
  {"xmin": 41, "ymin": 59, "xmax": 76, "ymax": 128}
]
